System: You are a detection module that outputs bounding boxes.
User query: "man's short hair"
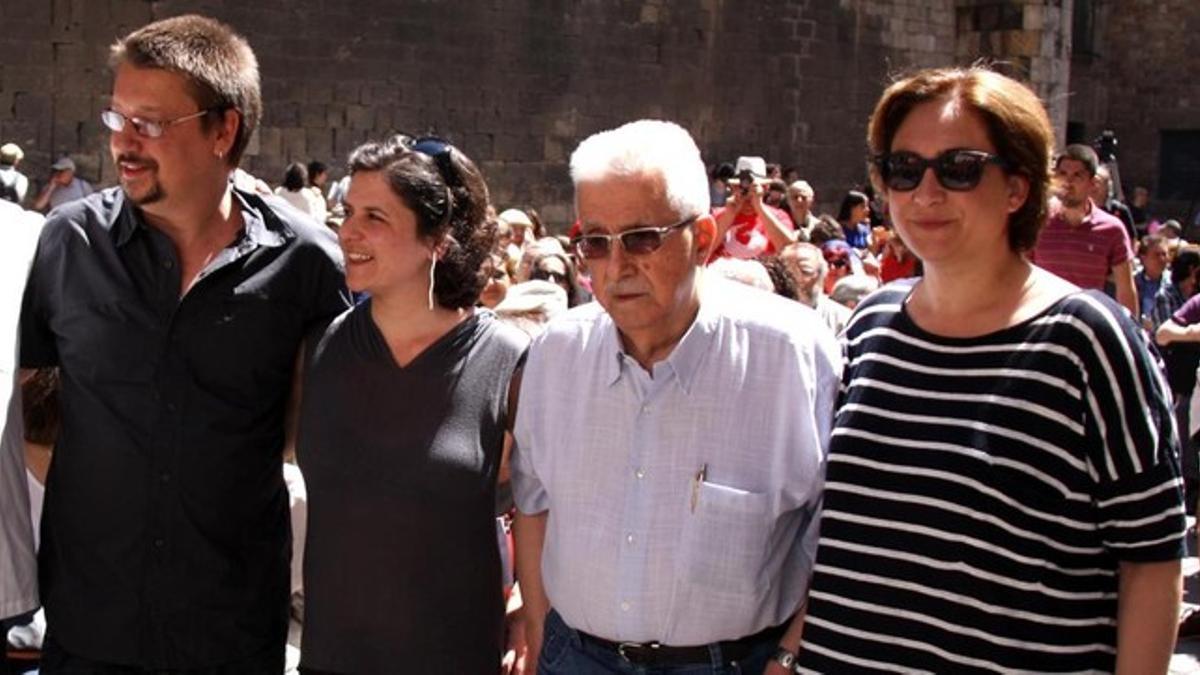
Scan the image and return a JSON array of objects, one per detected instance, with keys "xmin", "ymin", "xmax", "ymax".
[
  {"xmin": 1057, "ymin": 144, "xmax": 1100, "ymax": 176},
  {"xmin": 570, "ymin": 120, "xmax": 709, "ymax": 219},
  {"xmin": 1172, "ymin": 246, "xmax": 1200, "ymax": 286},
  {"xmin": 110, "ymin": 14, "xmax": 262, "ymax": 167}
]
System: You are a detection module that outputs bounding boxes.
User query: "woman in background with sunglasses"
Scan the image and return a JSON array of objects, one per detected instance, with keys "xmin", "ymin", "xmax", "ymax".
[
  {"xmin": 797, "ymin": 66, "xmax": 1185, "ymax": 672},
  {"xmin": 295, "ymin": 135, "xmax": 528, "ymax": 674}
]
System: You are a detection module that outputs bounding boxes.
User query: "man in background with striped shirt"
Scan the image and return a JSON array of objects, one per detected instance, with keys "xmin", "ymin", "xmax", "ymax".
[{"xmin": 1033, "ymin": 144, "xmax": 1139, "ymax": 317}]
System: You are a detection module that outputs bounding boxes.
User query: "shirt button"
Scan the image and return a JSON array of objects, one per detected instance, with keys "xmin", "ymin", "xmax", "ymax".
[
  {"xmin": 626, "ymin": 533, "xmax": 635, "ymax": 544},
  {"xmin": 166, "ymin": 402, "xmax": 178, "ymax": 413},
  {"xmin": 153, "ymin": 538, "xmax": 165, "ymax": 548},
  {"xmin": 640, "ymin": 405, "xmax": 649, "ymax": 414},
  {"xmin": 159, "ymin": 472, "xmax": 171, "ymax": 484},
  {"xmin": 162, "ymin": 259, "xmax": 174, "ymax": 270},
  {"xmin": 635, "ymin": 468, "xmax": 645, "ymax": 479},
  {"xmin": 620, "ymin": 601, "xmax": 630, "ymax": 612}
]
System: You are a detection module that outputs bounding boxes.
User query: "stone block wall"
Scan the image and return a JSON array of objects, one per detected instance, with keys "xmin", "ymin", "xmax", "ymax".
[
  {"xmin": 1068, "ymin": 0, "xmax": 1200, "ymax": 215},
  {"xmin": 0, "ymin": 0, "xmax": 1068, "ymax": 227}
]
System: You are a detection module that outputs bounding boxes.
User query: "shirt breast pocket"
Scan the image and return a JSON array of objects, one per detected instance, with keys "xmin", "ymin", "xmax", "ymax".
[{"xmin": 677, "ymin": 480, "xmax": 772, "ymax": 595}]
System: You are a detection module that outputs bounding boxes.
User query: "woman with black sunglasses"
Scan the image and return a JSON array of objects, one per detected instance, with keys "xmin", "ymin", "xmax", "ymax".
[
  {"xmin": 294, "ymin": 135, "xmax": 528, "ymax": 674},
  {"xmin": 797, "ymin": 67, "xmax": 1185, "ymax": 672}
]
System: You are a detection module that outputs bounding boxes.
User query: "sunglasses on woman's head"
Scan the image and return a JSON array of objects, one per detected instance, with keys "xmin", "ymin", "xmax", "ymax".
[
  {"xmin": 571, "ymin": 216, "xmax": 697, "ymax": 261},
  {"xmin": 874, "ymin": 149, "xmax": 1009, "ymax": 192}
]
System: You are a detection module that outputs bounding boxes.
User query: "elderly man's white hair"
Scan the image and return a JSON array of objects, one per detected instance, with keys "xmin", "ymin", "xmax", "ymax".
[
  {"xmin": 707, "ymin": 257, "xmax": 774, "ymax": 293},
  {"xmin": 570, "ymin": 119, "xmax": 709, "ymax": 219}
]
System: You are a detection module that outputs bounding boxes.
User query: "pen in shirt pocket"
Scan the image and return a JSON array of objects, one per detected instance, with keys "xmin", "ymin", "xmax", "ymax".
[{"xmin": 690, "ymin": 463, "xmax": 707, "ymax": 513}]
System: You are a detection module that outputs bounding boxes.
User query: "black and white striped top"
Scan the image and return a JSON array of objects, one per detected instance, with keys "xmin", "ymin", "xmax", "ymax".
[{"xmin": 798, "ymin": 283, "xmax": 1186, "ymax": 674}]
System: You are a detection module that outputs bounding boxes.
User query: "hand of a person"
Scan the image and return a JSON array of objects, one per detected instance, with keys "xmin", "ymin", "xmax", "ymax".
[
  {"xmin": 748, "ymin": 182, "xmax": 766, "ymax": 212},
  {"xmin": 764, "ymin": 660, "xmax": 794, "ymax": 675},
  {"xmin": 520, "ymin": 610, "xmax": 545, "ymax": 675},
  {"xmin": 501, "ymin": 606, "xmax": 529, "ymax": 675}
]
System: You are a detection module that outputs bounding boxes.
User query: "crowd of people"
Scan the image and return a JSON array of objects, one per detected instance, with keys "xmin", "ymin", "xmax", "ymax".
[{"xmin": 1, "ymin": 11, "xmax": 1199, "ymax": 675}]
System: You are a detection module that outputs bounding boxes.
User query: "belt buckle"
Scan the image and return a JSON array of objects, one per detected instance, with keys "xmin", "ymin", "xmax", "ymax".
[{"xmin": 617, "ymin": 641, "xmax": 660, "ymax": 664}]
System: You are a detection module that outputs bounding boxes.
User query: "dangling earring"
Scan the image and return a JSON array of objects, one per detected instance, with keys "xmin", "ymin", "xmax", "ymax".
[{"xmin": 427, "ymin": 252, "xmax": 437, "ymax": 311}]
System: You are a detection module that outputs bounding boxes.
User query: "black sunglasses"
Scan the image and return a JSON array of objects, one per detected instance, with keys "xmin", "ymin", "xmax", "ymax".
[
  {"xmin": 407, "ymin": 136, "xmax": 456, "ymax": 183},
  {"xmin": 530, "ymin": 268, "xmax": 567, "ymax": 284},
  {"xmin": 571, "ymin": 216, "xmax": 697, "ymax": 260},
  {"xmin": 874, "ymin": 149, "xmax": 1009, "ymax": 192}
]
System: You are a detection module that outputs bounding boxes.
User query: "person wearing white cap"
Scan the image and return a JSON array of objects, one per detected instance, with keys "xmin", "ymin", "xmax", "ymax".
[
  {"xmin": 31, "ymin": 156, "xmax": 94, "ymax": 213},
  {"xmin": 710, "ymin": 155, "xmax": 796, "ymax": 260},
  {"xmin": 0, "ymin": 143, "xmax": 29, "ymax": 205},
  {"xmin": 498, "ymin": 207, "xmax": 537, "ymax": 249}
]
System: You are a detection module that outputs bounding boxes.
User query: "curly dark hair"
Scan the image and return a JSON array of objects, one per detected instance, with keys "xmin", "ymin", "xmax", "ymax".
[
  {"xmin": 347, "ymin": 135, "xmax": 496, "ymax": 309},
  {"xmin": 758, "ymin": 255, "xmax": 798, "ymax": 301},
  {"xmin": 22, "ymin": 367, "xmax": 60, "ymax": 446}
]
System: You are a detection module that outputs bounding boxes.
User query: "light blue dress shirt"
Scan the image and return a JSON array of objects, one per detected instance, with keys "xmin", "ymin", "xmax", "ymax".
[{"xmin": 513, "ymin": 277, "xmax": 841, "ymax": 645}]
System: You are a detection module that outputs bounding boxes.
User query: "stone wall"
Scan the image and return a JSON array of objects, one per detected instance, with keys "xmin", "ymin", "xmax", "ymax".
[
  {"xmin": 1068, "ymin": 0, "xmax": 1200, "ymax": 216},
  {"xmin": 0, "ymin": 0, "xmax": 1070, "ymax": 227}
]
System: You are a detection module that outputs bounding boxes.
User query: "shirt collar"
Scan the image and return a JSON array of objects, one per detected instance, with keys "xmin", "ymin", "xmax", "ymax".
[
  {"xmin": 601, "ymin": 276, "xmax": 720, "ymax": 396},
  {"xmin": 110, "ymin": 186, "xmax": 287, "ymax": 250}
]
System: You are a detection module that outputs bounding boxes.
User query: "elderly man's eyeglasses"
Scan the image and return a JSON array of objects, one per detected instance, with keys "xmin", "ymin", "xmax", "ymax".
[
  {"xmin": 572, "ymin": 216, "xmax": 697, "ymax": 260},
  {"xmin": 100, "ymin": 108, "xmax": 219, "ymax": 139},
  {"xmin": 874, "ymin": 149, "xmax": 1009, "ymax": 192}
]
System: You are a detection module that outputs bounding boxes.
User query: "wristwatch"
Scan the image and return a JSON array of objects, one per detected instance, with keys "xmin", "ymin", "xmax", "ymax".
[{"xmin": 772, "ymin": 646, "xmax": 798, "ymax": 671}]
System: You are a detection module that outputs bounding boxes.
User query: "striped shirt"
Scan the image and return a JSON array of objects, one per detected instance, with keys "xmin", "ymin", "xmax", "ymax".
[
  {"xmin": 798, "ymin": 282, "xmax": 1185, "ymax": 674},
  {"xmin": 1033, "ymin": 201, "xmax": 1132, "ymax": 291}
]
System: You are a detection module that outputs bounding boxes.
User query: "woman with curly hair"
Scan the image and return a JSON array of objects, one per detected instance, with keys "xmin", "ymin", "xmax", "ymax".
[{"xmin": 296, "ymin": 135, "xmax": 528, "ymax": 674}]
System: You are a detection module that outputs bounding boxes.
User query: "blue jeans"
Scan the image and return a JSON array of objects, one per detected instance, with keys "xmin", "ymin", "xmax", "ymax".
[{"xmin": 538, "ymin": 609, "xmax": 774, "ymax": 675}]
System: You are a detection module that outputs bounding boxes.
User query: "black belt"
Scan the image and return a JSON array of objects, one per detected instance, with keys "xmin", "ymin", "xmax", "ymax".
[{"xmin": 576, "ymin": 619, "xmax": 789, "ymax": 667}]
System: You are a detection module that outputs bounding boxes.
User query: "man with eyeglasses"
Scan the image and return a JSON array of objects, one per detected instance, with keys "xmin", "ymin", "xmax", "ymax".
[
  {"xmin": 18, "ymin": 15, "xmax": 348, "ymax": 674},
  {"xmin": 511, "ymin": 120, "xmax": 841, "ymax": 675},
  {"xmin": 1032, "ymin": 143, "xmax": 1138, "ymax": 317}
]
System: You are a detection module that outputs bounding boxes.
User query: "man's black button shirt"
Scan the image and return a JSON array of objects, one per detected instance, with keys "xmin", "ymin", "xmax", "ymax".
[{"xmin": 19, "ymin": 187, "xmax": 350, "ymax": 669}]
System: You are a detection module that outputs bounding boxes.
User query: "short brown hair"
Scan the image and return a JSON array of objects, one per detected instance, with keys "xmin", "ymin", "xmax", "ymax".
[
  {"xmin": 110, "ymin": 15, "xmax": 262, "ymax": 167},
  {"xmin": 867, "ymin": 66, "xmax": 1054, "ymax": 253}
]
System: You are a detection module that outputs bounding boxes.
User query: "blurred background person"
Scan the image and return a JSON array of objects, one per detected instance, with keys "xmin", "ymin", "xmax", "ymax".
[
  {"xmin": 0, "ymin": 143, "xmax": 29, "ymax": 206},
  {"xmin": 479, "ymin": 250, "xmax": 516, "ymax": 309},
  {"xmin": 835, "ymin": 189, "xmax": 872, "ymax": 251},
  {"xmin": 780, "ymin": 241, "xmax": 850, "ymax": 336},
  {"xmin": 32, "ymin": 157, "xmax": 93, "ymax": 213},
  {"xmin": 274, "ymin": 161, "xmax": 325, "ymax": 221},
  {"xmin": 784, "ymin": 180, "xmax": 819, "ymax": 241}
]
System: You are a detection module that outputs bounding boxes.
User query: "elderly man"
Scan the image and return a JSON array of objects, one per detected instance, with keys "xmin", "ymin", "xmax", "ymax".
[
  {"xmin": 512, "ymin": 120, "xmax": 840, "ymax": 675},
  {"xmin": 780, "ymin": 241, "xmax": 851, "ymax": 336},
  {"xmin": 19, "ymin": 15, "xmax": 347, "ymax": 673},
  {"xmin": 786, "ymin": 180, "xmax": 820, "ymax": 241}
]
